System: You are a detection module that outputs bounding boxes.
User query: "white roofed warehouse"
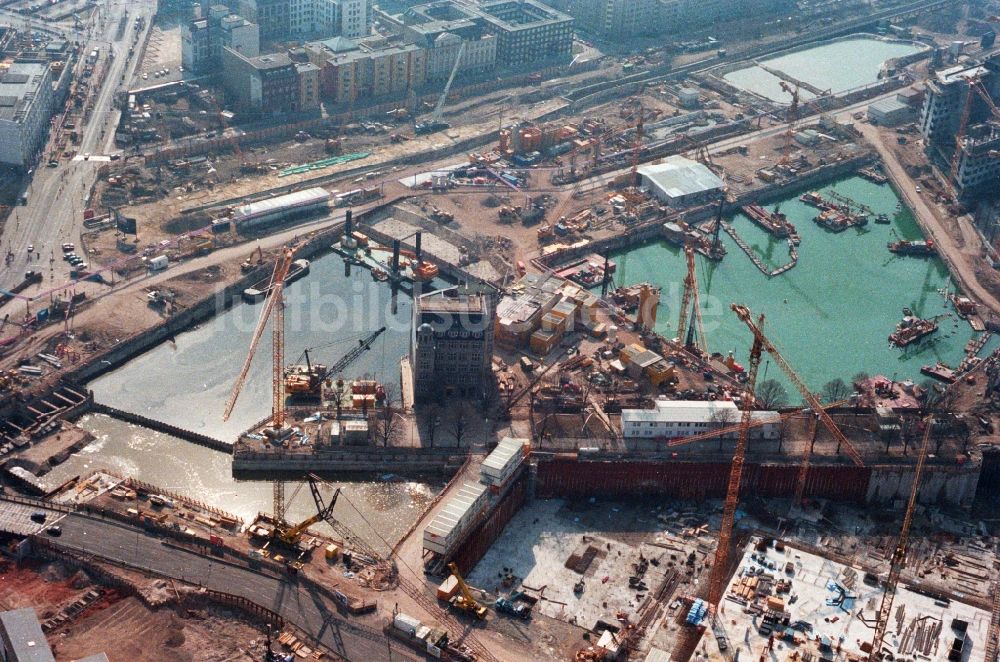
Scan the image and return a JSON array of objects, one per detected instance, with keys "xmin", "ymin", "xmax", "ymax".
[{"xmin": 637, "ymin": 155, "xmax": 724, "ymax": 207}]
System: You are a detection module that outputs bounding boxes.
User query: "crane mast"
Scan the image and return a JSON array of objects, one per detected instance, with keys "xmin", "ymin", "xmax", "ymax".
[
  {"xmin": 707, "ymin": 305, "xmax": 765, "ymax": 608},
  {"xmin": 868, "ymin": 415, "xmax": 934, "ymax": 661}
]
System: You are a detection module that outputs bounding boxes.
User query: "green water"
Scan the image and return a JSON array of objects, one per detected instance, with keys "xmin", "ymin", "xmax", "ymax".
[
  {"xmin": 603, "ymin": 176, "xmax": 991, "ymax": 394},
  {"xmin": 724, "ymin": 37, "xmax": 925, "ymax": 102}
]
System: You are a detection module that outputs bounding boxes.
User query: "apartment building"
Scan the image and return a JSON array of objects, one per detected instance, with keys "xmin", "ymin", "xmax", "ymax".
[
  {"xmin": 0, "ymin": 60, "xmax": 53, "ymax": 168},
  {"xmin": 295, "ymin": 61, "xmax": 321, "ymax": 110},
  {"xmin": 306, "ymin": 36, "xmax": 427, "ymax": 104},
  {"xmin": 475, "ymin": 0, "xmax": 573, "ymax": 69},
  {"xmin": 395, "ymin": 3, "xmax": 497, "ymax": 80},
  {"xmin": 239, "ymin": 0, "xmax": 370, "ymax": 40}
]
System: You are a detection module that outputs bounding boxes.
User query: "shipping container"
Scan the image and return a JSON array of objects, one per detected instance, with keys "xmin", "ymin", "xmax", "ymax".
[
  {"xmin": 147, "ymin": 255, "xmax": 168, "ymax": 271},
  {"xmin": 480, "ymin": 437, "xmax": 529, "ymax": 487}
]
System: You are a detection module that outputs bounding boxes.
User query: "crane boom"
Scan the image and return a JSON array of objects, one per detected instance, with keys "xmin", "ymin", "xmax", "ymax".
[
  {"xmin": 868, "ymin": 416, "xmax": 934, "ymax": 661},
  {"xmin": 731, "ymin": 304, "xmax": 864, "ymax": 467},
  {"xmin": 707, "ymin": 305, "xmax": 765, "ymax": 608},
  {"xmin": 223, "ymin": 247, "xmax": 294, "ymax": 421},
  {"xmin": 677, "ymin": 245, "xmax": 697, "ymax": 346},
  {"xmin": 318, "ymin": 326, "xmax": 386, "ymax": 382},
  {"xmin": 432, "ymin": 42, "xmax": 465, "ymax": 123}
]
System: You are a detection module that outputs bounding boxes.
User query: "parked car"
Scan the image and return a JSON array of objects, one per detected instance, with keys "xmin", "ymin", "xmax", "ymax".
[
  {"xmin": 46, "ymin": 525, "xmax": 62, "ymax": 537},
  {"xmin": 30, "ymin": 512, "xmax": 46, "ymax": 523}
]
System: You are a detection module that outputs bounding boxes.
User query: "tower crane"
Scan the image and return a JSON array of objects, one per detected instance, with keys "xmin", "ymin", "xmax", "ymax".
[
  {"xmin": 416, "ymin": 42, "xmax": 465, "ymax": 136},
  {"xmin": 676, "ymin": 245, "xmax": 707, "ymax": 354},
  {"xmin": 778, "ymin": 81, "xmax": 800, "ymax": 165},
  {"xmin": 952, "ymin": 75, "xmax": 1000, "ymax": 180},
  {"xmin": 706, "ymin": 304, "xmax": 766, "ymax": 609},
  {"xmin": 707, "ymin": 304, "xmax": 865, "ymax": 608},
  {"xmin": 867, "ymin": 415, "xmax": 934, "ymax": 662},
  {"xmin": 223, "ymin": 244, "xmax": 297, "ymax": 524}
]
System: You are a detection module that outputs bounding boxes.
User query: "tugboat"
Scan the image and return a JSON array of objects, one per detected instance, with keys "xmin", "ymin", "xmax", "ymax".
[
  {"xmin": 889, "ymin": 315, "xmax": 939, "ymax": 347},
  {"xmin": 875, "ymin": 213, "xmax": 891, "ymax": 224},
  {"xmin": 888, "ymin": 239, "xmax": 936, "ymax": 256}
]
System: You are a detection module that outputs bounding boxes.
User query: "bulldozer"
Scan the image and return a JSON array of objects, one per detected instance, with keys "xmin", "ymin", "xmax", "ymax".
[{"xmin": 446, "ymin": 562, "xmax": 487, "ymax": 620}]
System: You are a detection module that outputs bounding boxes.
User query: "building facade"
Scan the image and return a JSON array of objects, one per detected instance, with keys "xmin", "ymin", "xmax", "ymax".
[
  {"xmin": 622, "ymin": 399, "xmax": 780, "ymax": 440},
  {"xmin": 475, "ymin": 0, "xmax": 573, "ymax": 69},
  {"xmin": 239, "ymin": 0, "xmax": 370, "ymax": 40},
  {"xmin": 411, "ymin": 285, "xmax": 496, "ymax": 401},
  {"xmin": 0, "ymin": 60, "xmax": 53, "ymax": 168},
  {"xmin": 295, "ymin": 61, "xmax": 321, "ymax": 110},
  {"xmin": 306, "ymin": 37, "xmax": 427, "ymax": 105},
  {"xmin": 182, "ymin": 6, "xmax": 260, "ymax": 74},
  {"xmin": 221, "ymin": 48, "xmax": 300, "ymax": 114}
]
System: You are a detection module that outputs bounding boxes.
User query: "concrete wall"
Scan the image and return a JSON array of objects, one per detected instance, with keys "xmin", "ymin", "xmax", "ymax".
[{"xmin": 866, "ymin": 463, "xmax": 981, "ymax": 509}]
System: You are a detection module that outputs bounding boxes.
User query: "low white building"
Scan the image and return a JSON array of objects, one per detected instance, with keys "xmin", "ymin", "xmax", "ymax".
[
  {"xmin": 621, "ymin": 399, "xmax": 780, "ymax": 440},
  {"xmin": 638, "ymin": 156, "xmax": 724, "ymax": 207}
]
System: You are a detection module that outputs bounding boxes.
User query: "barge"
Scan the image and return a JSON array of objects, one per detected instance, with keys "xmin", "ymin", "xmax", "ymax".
[
  {"xmin": 888, "ymin": 239, "xmax": 936, "ymax": 256},
  {"xmin": 242, "ymin": 259, "xmax": 310, "ymax": 303},
  {"xmin": 889, "ymin": 315, "xmax": 938, "ymax": 347}
]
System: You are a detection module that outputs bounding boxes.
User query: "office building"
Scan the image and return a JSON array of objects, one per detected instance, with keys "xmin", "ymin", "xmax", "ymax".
[
  {"xmin": 474, "ymin": 0, "xmax": 573, "ymax": 69},
  {"xmin": 557, "ymin": 0, "xmax": 662, "ymax": 39},
  {"xmin": 411, "ymin": 284, "xmax": 496, "ymax": 401},
  {"xmin": 221, "ymin": 49, "xmax": 300, "ymax": 114},
  {"xmin": 182, "ymin": 6, "xmax": 260, "ymax": 74},
  {"xmin": 919, "ymin": 55, "xmax": 1000, "ymax": 194},
  {"xmin": 239, "ymin": 0, "xmax": 370, "ymax": 40},
  {"xmin": 0, "ymin": 60, "xmax": 53, "ymax": 168}
]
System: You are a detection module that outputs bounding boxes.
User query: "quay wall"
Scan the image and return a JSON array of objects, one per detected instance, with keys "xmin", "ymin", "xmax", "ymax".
[
  {"xmin": 533, "ymin": 456, "xmax": 981, "ymax": 508},
  {"xmin": 537, "ymin": 153, "xmax": 876, "ymax": 270},
  {"xmin": 231, "ymin": 445, "xmax": 467, "ymax": 477}
]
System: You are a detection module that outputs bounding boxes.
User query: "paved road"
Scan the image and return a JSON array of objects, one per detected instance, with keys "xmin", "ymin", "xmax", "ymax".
[
  {"xmin": 0, "ymin": 0, "xmax": 156, "ymax": 293},
  {"xmin": 23, "ymin": 507, "xmax": 422, "ymax": 662}
]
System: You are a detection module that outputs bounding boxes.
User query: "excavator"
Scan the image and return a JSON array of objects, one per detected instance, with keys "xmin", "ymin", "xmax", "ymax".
[
  {"xmin": 446, "ymin": 562, "xmax": 488, "ymax": 620},
  {"xmin": 284, "ymin": 327, "xmax": 386, "ymax": 400}
]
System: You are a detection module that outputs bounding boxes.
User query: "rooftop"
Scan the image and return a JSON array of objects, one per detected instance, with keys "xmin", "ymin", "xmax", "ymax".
[
  {"xmin": 869, "ymin": 97, "xmax": 911, "ymax": 114},
  {"xmin": 0, "ymin": 61, "xmax": 49, "ymax": 123},
  {"xmin": 496, "ymin": 273, "xmax": 563, "ymax": 325},
  {"xmin": 0, "ymin": 608, "xmax": 55, "ymax": 662},
  {"xmin": 418, "ymin": 286, "xmax": 488, "ymax": 315},
  {"xmin": 638, "ymin": 156, "xmax": 724, "ymax": 199}
]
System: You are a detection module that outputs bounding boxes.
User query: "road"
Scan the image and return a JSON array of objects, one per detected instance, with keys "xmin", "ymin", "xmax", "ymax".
[
  {"xmin": 0, "ymin": 498, "xmax": 422, "ymax": 662},
  {"xmin": 0, "ymin": 0, "xmax": 157, "ymax": 292}
]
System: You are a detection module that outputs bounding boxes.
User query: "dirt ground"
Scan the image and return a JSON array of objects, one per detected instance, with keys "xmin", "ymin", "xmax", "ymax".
[
  {"xmin": 0, "ymin": 558, "xmax": 265, "ymax": 662},
  {"xmin": 53, "ymin": 597, "xmax": 267, "ymax": 662}
]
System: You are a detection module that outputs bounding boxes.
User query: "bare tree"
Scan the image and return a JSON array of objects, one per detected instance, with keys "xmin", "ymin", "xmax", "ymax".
[
  {"xmin": 447, "ymin": 401, "xmax": 472, "ymax": 447},
  {"xmin": 756, "ymin": 379, "xmax": 789, "ymax": 410},
  {"xmin": 851, "ymin": 371, "xmax": 870, "ymax": 388},
  {"xmin": 708, "ymin": 405, "xmax": 739, "ymax": 451},
  {"xmin": 420, "ymin": 403, "xmax": 442, "ymax": 449},
  {"xmin": 372, "ymin": 384, "xmax": 403, "ymax": 447},
  {"xmin": 821, "ymin": 378, "xmax": 851, "ymax": 404}
]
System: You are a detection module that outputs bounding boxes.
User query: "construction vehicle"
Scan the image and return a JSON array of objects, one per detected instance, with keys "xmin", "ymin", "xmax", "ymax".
[
  {"xmin": 283, "ymin": 327, "xmax": 387, "ymax": 399},
  {"xmin": 494, "ymin": 591, "xmax": 532, "ymax": 619},
  {"xmin": 240, "ymin": 245, "xmax": 264, "ymax": 273},
  {"xmin": 446, "ymin": 562, "xmax": 487, "ymax": 620},
  {"xmin": 256, "ymin": 474, "xmax": 343, "ymax": 547},
  {"xmin": 415, "ymin": 43, "xmax": 465, "ymax": 136}
]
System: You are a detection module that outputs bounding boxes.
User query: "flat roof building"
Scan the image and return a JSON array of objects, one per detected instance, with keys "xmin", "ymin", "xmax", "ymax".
[
  {"xmin": 0, "ymin": 60, "xmax": 53, "ymax": 168},
  {"xmin": 638, "ymin": 155, "xmax": 724, "ymax": 207},
  {"xmin": 622, "ymin": 399, "xmax": 780, "ymax": 441},
  {"xmin": 0, "ymin": 608, "xmax": 55, "ymax": 662}
]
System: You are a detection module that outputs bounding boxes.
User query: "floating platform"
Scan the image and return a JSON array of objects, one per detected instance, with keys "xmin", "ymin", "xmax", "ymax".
[{"xmin": 243, "ymin": 259, "xmax": 310, "ymax": 303}]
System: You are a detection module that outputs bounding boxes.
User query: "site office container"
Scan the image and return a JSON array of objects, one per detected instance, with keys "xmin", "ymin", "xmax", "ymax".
[{"xmin": 422, "ymin": 481, "xmax": 489, "ymax": 555}]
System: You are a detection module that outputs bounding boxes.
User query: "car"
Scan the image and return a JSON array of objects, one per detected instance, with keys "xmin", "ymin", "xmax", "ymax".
[
  {"xmin": 142, "ymin": 72, "xmax": 148, "ymax": 80},
  {"xmin": 26, "ymin": 244, "xmax": 33, "ymax": 253},
  {"xmin": 75, "ymin": 262, "xmax": 88, "ymax": 271},
  {"xmin": 45, "ymin": 525, "xmax": 62, "ymax": 537},
  {"xmin": 915, "ymin": 185, "xmax": 922, "ymax": 193},
  {"xmin": 30, "ymin": 511, "xmax": 46, "ymax": 523},
  {"xmin": 47, "ymin": 160, "xmax": 58, "ymax": 168},
  {"xmin": 83, "ymin": 153, "xmax": 91, "ymax": 160},
  {"xmin": 62, "ymin": 243, "xmax": 74, "ymax": 252},
  {"xmin": 63, "ymin": 253, "xmax": 76, "ymax": 261}
]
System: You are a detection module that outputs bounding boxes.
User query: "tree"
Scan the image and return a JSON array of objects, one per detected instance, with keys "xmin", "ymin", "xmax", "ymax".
[
  {"xmin": 420, "ymin": 403, "xmax": 442, "ymax": 449},
  {"xmin": 756, "ymin": 379, "xmax": 788, "ymax": 409},
  {"xmin": 447, "ymin": 401, "xmax": 472, "ymax": 447},
  {"xmin": 708, "ymin": 405, "xmax": 739, "ymax": 451},
  {"xmin": 851, "ymin": 372, "xmax": 870, "ymax": 387},
  {"xmin": 821, "ymin": 378, "xmax": 851, "ymax": 404},
  {"xmin": 372, "ymin": 384, "xmax": 402, "ymax": 447}
]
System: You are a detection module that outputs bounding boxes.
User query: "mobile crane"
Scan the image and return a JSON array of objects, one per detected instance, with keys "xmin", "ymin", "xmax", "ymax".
[
  {"xmin": 284, "ymin": 326, "xmax": 387, "ymax": 399},
  {"xmin": 447, "ymin": 562, "xmax": 488, "ymax": 620}
]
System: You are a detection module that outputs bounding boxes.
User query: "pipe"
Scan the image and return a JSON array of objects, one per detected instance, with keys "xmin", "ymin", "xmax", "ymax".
[
  {"xmin": 415, "ymin": 232, "xmax": 422, "ymax": 262},
  {"xmin": 344, "ymin": 209, "xmax": 353, "ymax": 237}
]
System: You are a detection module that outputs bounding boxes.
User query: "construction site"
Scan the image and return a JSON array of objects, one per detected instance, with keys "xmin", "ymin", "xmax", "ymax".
[{"xmin": 2, "ymin": 0, "xmax": 1000, "ymax": 661}]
